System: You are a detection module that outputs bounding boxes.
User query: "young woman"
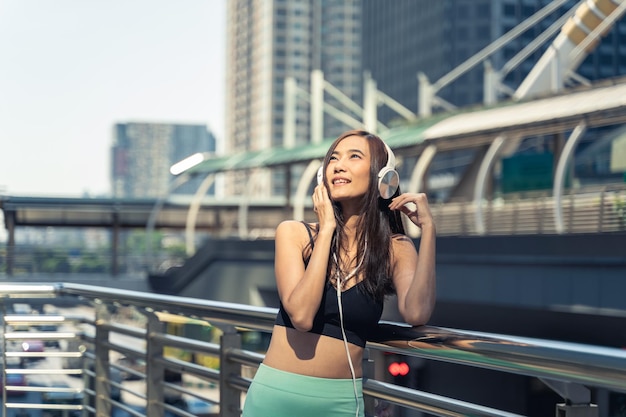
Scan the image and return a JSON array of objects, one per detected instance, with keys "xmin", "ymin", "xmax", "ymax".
[{"xmin": 242, "ymin": 130, "xmax": 436, "ymax": 417}]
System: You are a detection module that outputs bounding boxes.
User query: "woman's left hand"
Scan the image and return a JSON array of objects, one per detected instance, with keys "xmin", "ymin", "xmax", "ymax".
[{"xmin": 388, "ymin": 193, "xmax": 434, "ymax": 229}]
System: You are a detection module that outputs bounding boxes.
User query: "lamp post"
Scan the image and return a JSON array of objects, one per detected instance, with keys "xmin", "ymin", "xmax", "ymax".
[{"xmin": 145, "ymin": 152, "xmax": 211, "ymax": 273}]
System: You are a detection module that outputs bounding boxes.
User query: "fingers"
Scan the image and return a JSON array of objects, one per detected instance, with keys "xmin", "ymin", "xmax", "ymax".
[
  {"xmin": 312, "ymin": 184, "xmax": 330, "ymax": 208},
  {"xmin": 388, "ymin": 193, "xmax": 434, "ymax": 228},
  {"xmin": 312, "ymin": 184, "xmax": 335, "ymax": 228},
  {"xmin": 388, "ymin": 193, "xmax": 429, "ymax": 211}
]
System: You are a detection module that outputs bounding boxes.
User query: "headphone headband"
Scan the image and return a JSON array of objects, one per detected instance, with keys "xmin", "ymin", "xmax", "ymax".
[{"xmin": 379, "ymin": 142, "xmax": 396, "ymax": 177}]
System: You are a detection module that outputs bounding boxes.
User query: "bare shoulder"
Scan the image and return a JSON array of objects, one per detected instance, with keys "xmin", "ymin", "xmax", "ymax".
[
  {"xmin": 391, "ymin": 233, "xmax": 417, "ymax": 258},
  {"xmin": 276, "ymin": 220, "xmax": 316, "ymax": 242},
  {"xmin": 391, "ymin": 233, "xmax": 415, "ymax": 247},
  {"xmin": 275, "ymin": 220, "xmax": 317, "ymax": 260}
]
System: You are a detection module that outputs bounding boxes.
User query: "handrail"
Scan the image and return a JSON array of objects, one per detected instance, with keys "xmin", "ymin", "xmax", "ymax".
[
  {"xmin": 369, "ymin": 323, "xmax": 626, "ymax": 394},
  {"xmin": 58, "ymin": 281, "xmax": 626, "ymax": 388},
  {"xmin": 51, "ymin": 282, "xmax": 626, "ymax": 392},
  {"xmin": 2, "ymin": 282, "xmax": 626, "ymax": 417},
  {"xmin": 57, "ymin": 282, "xmax": 279, "ymax": 331}
]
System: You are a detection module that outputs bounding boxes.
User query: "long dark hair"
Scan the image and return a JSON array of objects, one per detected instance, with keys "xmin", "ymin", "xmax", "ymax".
[{"xmin": 321, "ymin": 130, "xmax": 405, "ymax": 302}]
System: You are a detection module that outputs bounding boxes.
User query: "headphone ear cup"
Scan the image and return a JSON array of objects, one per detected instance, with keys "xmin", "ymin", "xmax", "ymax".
[
  {"xmin": 378, "ymin": 142, "xmax": 399, "ymax": 199},
  {"xmin": 317, "ymin": 166, "xmax": 324, "ymax": 186},
  {"xmin": 378, "ymin": 167, "xmax": 399, "ymax": 199}
]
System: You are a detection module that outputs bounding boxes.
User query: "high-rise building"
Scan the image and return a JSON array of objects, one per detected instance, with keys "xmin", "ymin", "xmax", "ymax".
[
  {"xmin": 362, "ymin": 0, "xmax": 626, "ymax": 125},
  {"xmin": 111, "ymin": 122, "xmax": 216, "ymax": 199},
  {"xmin": 225, "ymin": 0, "xmax": 363, "ymax": 196}
]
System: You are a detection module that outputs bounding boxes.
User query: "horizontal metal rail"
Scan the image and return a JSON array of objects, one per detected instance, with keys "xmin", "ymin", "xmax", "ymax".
[{"xmin": 364, "ymin": 378, "xmax": 526, "ymax": 417}]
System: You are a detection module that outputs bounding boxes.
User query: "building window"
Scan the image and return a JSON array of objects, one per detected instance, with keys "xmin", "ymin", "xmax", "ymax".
[{"xmin": 503, "ymin": 4, "xmax": 516, "ymax": 17}]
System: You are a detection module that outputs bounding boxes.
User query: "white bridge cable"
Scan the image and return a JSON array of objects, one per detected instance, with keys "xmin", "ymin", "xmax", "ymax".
[
  {"xmin": 432, "ymin": 0, "xmax": 574, "ymax": 92},
  {"xmin": 500, "ymin": 8, "xmax": 576, "ymax": 78}
]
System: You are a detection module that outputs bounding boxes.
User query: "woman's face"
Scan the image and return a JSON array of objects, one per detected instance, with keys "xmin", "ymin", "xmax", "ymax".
[{"xmin": 325, "ymin": 135, "xmax": 372, "ymax": 201}]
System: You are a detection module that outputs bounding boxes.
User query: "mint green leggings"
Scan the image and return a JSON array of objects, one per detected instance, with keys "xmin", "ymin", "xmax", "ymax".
[{"xmin": 242, "ymin": 364, "xmax": 364, "ymax": 417}]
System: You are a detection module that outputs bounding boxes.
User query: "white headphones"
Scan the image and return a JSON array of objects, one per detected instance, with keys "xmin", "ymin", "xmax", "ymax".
[{"xmin": 317, "ymin": 141, "xmax": 399, "ymax": 199}]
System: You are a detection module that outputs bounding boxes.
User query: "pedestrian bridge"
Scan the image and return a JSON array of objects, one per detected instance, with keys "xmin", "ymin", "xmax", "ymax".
[
  {"xmin": 2, "ymin": 181, "xmax": 625, "ymax": 277},
  {"xmin": 1, "ymin": 283, "xmax": 625, "ymax": 417}
]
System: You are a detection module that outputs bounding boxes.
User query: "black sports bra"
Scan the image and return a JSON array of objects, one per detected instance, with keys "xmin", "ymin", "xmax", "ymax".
[{"xmin": 274, "ymin": 222, "xmax": 383, "ymax": 347}]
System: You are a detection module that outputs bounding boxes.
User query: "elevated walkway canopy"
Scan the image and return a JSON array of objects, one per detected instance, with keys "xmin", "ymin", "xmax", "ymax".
[
  {"xmin": 423, "ymin": 77, "xmax": 626, "ymax": 145},
  {"xmin": 185, "ymin": 77, "xmax": 626, "ymax": 176}
]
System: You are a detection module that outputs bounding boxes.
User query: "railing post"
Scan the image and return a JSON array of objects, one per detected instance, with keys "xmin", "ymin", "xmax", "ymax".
[
  {"xmin": 220, "ymin": 328, "xmax": 242, "ymax": 417},
  {"xmin": 145, "ymin": 310, "xmax": 166, "ymax": 417},
  {"xmin": 80, "ymin": 334, "xmax": 90, "ymax": 417},
  {"xmin": 362, "ymin": 348, "xmax": 375, "ymax": 417},
  {"xmin": 555, "ymin": 403, "xmax": 599, "ymax": 417},
  {"xmin": 598, "ymin": 188, "xmax": 605, "ymax": 232},
  {"xmin": 5, "ymin": 211, "xmax": 15, "ymax": 276},
  {"xmin": 2, "ymin": 302, "xmax": 7, "ymax": 416},
  {"xmin": 537, "ymin": 194, "xmax": 545, "ymax": 234},
  {"xmin": 460, "ymin": 201, "xmax": 467, "ymax": 235},
  {"xmin": 512, "ymin": 197, "xmax": 519, "ymax": 234},
  {"xmin": 93, "ymin": 303, "xmax": 112, "ymax": 417},
  {"xmin": 543, "ymin": 379, "xmax": 599, "ymax": 417}
]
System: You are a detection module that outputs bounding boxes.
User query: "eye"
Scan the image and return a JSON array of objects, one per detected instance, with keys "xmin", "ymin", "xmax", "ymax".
[
  {"xmin": 350, "ymin": 153, "xmax": 362, "ymax": 159},
  {"xmin": 329, "ymin": 155, "xmax": 338, "ymax": 161}
]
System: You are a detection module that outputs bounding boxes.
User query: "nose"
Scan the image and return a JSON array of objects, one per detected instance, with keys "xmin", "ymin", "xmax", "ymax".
[{"xmin": 333, "ymin": 156, "xmax": 346, "ymax": 172}]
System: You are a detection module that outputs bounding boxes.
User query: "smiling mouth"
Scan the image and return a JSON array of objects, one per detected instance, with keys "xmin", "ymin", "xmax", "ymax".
[{"xmin": 333, "ymin": 179, "xmax": 350, "ymax": 185}]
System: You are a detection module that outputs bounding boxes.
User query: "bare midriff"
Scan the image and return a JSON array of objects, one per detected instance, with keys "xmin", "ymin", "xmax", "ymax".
[{"xmin": 262, "ymin": 325, "xmax": 364, "ymax": 379}]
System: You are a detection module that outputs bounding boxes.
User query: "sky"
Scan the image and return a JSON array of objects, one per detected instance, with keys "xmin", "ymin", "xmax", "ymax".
[{"xmin": 0, "ymin": 0, "xmax": 226, "ymax": 197}]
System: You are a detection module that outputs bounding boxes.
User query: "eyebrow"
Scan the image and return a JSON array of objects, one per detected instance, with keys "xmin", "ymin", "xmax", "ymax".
[{"xmin": 331, "ymin": 148, "xmax": 366, "ymax": 156}]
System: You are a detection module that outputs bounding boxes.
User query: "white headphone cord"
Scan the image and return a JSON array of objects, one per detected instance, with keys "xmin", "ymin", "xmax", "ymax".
[
  {"xmin": 333, "ymin": 243, "xmax": 366, "ymax": 417},
  {"xmin": 337, "ymin": 283, "xmax": 360, "ymax": 417}
]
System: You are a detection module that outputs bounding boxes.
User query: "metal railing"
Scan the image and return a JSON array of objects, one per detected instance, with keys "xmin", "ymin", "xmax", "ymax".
[
  {"xmin": 1, "ymin": 283, "xmax": 626, "ymax": 417},
  {"xmin": 434, "ymin": 184, "xmax": 626, "ymax": 236}
]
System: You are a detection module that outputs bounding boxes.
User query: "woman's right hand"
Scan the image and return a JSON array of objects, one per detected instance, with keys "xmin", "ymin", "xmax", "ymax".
[{"xmin": 313, "ymin": 183, "xmax": 336, "ymax": 232}]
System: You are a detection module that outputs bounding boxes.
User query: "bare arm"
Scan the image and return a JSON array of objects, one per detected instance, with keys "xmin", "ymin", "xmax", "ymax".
[
  {"xmin": 275, "ymin": 184, "xmax": 336, "ymax": 331},
  {"xmin": 388, "ymin": 193, "xmax": 437, "ymax": 326}
]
